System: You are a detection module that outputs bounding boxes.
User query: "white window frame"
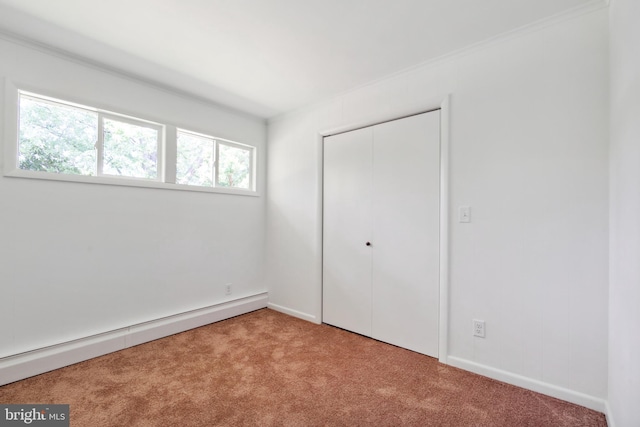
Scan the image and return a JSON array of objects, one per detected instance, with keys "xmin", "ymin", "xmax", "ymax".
[
  {"xmin": 175, "ymin": 129, "xmax": 216, "ymax": 187},
  {"xmin": 97, "ymin": 112, "xmax": 164, "ymax": 181},
  {"xmin": 215, "ymin": 139, "xmax": 256, "ymax": 191},
  {"xmin": 14, "ymin": 90, "xmax": 163, "ymax": 182},
  {"xmin": 2, "ymin": 81, "xmax": 258, "ymax": 196},
  {"xmin": 17, "ymin": 92, "xmax": 100, "ymax": 176},
  {"xmin": 176, "ymin": 129, "xmax": 256, "ymax": 192}
]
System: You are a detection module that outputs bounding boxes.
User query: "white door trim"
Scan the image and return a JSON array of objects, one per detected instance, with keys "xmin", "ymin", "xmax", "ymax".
[
  {"xmin": 317, "ymin": 95, "xmax": 451, "ymax": 364},
  {"xmin": 438, "ymin": 95, "xmax": 450, "ymax": 364}
]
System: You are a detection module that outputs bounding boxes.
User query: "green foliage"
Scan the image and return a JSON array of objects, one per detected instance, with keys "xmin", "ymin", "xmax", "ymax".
[
  {"xmin": 19, "ymin": 144, "xmax": 82, "ymax": 174},
  {"xmin": 19, "ymin": 96, "xmax": 159, "ymax": 179},
  {"xmin": 176, "ymin": 133, "xmax": 214, "ymax": 186},
  {"xmin": 19, "ymin": 95, "xmax": 252, "ymax": 188},
  {"xmin": 103, "ymin": 118, "xmax": 158, "ymax": 179},
  {"xmin": 176, "ymin": 134, "xmax": 251, "ymax": 190},
  {"xmin": 19, "ymin": 97, "xmax": 97, "ymax": 175},
  {"xmin": 217, "ymin": 143, "xmax": 250, "ymax": 189}
]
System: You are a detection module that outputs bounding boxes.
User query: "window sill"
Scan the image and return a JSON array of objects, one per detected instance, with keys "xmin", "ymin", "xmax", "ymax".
[{"xmin": 2, "ymin": 169, "xmax": 260, "ymax": 197}]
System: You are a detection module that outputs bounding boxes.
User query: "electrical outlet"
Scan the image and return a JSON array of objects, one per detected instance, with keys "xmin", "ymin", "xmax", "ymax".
[
  {"xmin": 225, "ymin": 283, "xmax": 232, "ymax": 295},
  {"xmin": 473, "ymin": 319, "xmax": 485, "ymax": 338}
]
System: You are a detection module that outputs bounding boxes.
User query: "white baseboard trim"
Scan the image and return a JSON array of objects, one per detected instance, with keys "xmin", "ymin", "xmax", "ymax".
[
  {"xmin": 604, "ymin": 400, "xmax": 616, "ymax": 427},
  {"xmin": 267, "ymin": 302, "xmax": 319, "ymax": 324},
  {"xmin": 0, "ymin": 293, "xmax": 268, "ymax": 386},
  {"xmin": 447, "ymin": 356, "xmax": 607, "ymax": 414}
]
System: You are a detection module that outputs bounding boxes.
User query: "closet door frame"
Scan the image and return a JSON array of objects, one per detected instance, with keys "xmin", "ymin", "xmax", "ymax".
[{"xmin": 318, "ymin": 95, "xmax": 451, "ymax": 364}]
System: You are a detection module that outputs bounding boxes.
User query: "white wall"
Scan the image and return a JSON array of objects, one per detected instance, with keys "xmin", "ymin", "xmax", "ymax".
[
  {"xmin": 0, "ymin": 37, "xmax": 267, "ymax": 358},
  {"xmin": 609, "ymin": 0, "xmax": 640, "ymax": 425},
  {"xmin": 266, "ymin": 8, "xmax": 609, "ymax": 407}
]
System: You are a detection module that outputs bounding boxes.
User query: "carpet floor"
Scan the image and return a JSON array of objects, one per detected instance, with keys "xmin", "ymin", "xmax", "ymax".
[{"xmin": 0, "ymin": 308, "xmax": 607, "ymax": 426}]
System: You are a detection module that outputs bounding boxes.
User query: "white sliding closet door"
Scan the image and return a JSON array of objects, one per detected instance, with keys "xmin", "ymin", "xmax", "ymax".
[
  {"xmin": 371, "ymin": 112, "xmax": 440, "ymax": 356},
  {"xmin": 323, "ymin": 126, "xmax": 373, "ymax": 337},
  {"xmin": 323, "ymin": 110, "xmax": 440, "ymax": 358}
]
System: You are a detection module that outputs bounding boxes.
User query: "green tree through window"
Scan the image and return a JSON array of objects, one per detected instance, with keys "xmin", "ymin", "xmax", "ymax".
[
  {"xmin": 19, "ymin": 96, "xmax": 97, "ymax": 175},
  {"xmin": 16, "ymin": 92, "xmax": 256, "ymax": 192},
  {"xmin": 18, "ymin": 93, "xmax": 160, "ymax": 180},
  {"xmin": 176, "ymin": 131, "xmax": 253, "ymax": 190},
  {"xmin": 176, "ymin": 132, "xmax": 214, "ymax": 186},
  {"xmin": 103, "ymin": 118, "xmax": 158, "ymax": 179},
  {"xmin": 217, "ymin": 143, "xmax": 251, "ymax": 189}
]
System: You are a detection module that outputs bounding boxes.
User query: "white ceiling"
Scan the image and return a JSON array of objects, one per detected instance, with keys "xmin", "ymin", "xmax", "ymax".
[{"xmin": 0, "ymin": 0, "xmax": 599, "ymax": 118}]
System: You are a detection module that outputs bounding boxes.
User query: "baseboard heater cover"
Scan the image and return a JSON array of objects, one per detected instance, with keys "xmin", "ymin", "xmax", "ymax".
[{"xmin": 0, "ymin": 293, "xmax": 268, "ymax": 386}]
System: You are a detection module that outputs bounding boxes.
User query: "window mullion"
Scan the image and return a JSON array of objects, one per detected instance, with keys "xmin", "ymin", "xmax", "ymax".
[
  {"xmin": 96, "ymin": 113, "xmax": 104, "ymax": 176},
  {"xmin": 250, "ymin": 148, "xmax": 255, "ymax": 192},
  {"xmin": 164, "ymin": 125, "xmax": 177, "ymax": 184},
  {"xmin": 213, "ymin": 139, "xmax": 219, "ymax": 188}
]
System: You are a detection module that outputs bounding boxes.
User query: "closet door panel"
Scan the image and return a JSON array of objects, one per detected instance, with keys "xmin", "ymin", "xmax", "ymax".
[
  {"xmin": 322, "ymin": 127, "xmax": 373, "ymax": 337},
  {"xmin": 371, "ymin": 111, "xmax": 440, "ymax": 356}
]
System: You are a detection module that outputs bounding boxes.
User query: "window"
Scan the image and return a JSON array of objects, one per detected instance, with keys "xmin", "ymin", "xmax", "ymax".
[
  {"xmin": 176, "ymin": 131, "xmax": 214, "ymax": 187},
  {"xmin": 7, "ymin": 88, "xmax": 258, "ymax": 195},
  {"xmin": 3, "ymin": 90, "xmax": 259, "ymax": 196},
  {"xmin": 176, "ymin": 130, "xmax": 254, "ymax": 191},
  {"xmin": 18, "ymin": 92, "xmax": 161, "ymax": 180},
  {"xmin": 100, "ymin": 116, "xmax": 159, "ymax": 179},
  {"xmin": 217, "ymin": 142, "xmax": 252, "ymax": 189},
  {"xmin": 18, "ymin": 95, "xmax": 98, "ymax": 176}
]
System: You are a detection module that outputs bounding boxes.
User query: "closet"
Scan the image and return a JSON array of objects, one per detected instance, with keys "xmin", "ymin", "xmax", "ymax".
[{"xmin": 322, "ymin": 110, "xmax": 440, "ymax": 357}]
